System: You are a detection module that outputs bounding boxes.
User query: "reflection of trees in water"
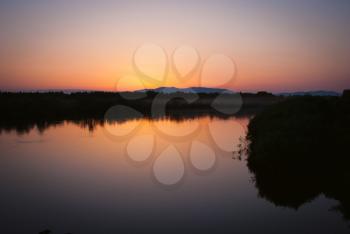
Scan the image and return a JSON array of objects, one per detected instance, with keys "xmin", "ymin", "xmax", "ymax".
[
  {"xmin": 0, "ymin": 91, "xmax": 279, "ymax": 134},
  {"xmin": 246, "ymin": 95, "xmax": 350, "ymax": 221},
  {"xmin": 0, "ymin": 109, "xmax": 252, "ymax": 135}
]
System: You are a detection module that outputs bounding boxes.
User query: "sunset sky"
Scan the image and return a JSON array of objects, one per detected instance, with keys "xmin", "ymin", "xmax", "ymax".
[{"xmin": 1, "ymin": 0, "xmax": 349, "ymax": 92}]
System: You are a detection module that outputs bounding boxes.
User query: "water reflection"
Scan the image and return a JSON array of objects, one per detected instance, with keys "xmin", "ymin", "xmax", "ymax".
[
  {"xmin": 0, "ymin": 109, "xmax": 250, "ymax": 188},
  {"xmin": 103, "ymin": 116, "xmax": 248, "ymax": 188},
  {"xmin": 0, "ymin": 113, "xmax": 248, "ymax": 188},
  {"xmin": 1, "ymin": 114, "xmax": 349, "ymax": 234},
  {"xmin": 0, "ymin": 110, "xmax": 247, "ymax": 135}
]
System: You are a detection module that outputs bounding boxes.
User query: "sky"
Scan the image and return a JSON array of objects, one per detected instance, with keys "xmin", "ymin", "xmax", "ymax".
[{"xmin": 0, "ymin": 0, "xmax": 350, "ymax": 92}]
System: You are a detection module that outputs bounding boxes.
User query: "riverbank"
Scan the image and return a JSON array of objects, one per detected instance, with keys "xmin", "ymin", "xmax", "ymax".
[{"xmin": 0, "ymin": 91, "xmax": 281, "ymax": 133}]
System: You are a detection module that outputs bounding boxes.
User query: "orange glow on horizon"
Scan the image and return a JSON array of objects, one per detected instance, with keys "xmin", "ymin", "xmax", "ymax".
[{"xmin": 1, "ymin": 0, "xmax": 349, "ymax": 92}]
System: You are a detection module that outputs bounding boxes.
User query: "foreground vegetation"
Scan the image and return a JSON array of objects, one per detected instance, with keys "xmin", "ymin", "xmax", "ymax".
[{"xmin": 247, "ymin": 91, "xmax": 350, "ymax": 220}]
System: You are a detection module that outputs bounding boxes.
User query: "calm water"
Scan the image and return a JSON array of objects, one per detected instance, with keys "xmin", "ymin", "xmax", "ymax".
[{"xmin": 0, "ymin": 117, "xmax": 349, "ymax": 234}]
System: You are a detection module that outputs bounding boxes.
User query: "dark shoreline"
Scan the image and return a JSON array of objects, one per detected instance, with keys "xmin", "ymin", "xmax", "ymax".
[{"xmin": 0, "ymin": 91, "xmax": 281, "ymax": 134}]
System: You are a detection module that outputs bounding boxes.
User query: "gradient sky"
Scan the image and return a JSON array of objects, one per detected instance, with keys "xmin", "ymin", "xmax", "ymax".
[{"xmin": 1, "ymin": 0, "xmax": 350, "ymax": 92}]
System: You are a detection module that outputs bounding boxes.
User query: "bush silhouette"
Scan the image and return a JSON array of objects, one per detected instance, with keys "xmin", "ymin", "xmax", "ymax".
[{"xmin": 247, "ymin": 95, "xmax": 350, "ymax": 220}]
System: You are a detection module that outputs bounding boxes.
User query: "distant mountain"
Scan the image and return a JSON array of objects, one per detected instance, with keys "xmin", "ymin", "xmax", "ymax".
[
  {"xmin": 136, "ymin": 87, "xmax": 234, "ymax": 94},
  {"xmin": 278, "ymin": 91, "xmax": 340, "ymax": 97}
]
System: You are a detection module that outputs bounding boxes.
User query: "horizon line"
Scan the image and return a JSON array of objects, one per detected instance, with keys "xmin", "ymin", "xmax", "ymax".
[{"xmin": 0, "ymin": 87, "xmax": 345, "ymax": 95}]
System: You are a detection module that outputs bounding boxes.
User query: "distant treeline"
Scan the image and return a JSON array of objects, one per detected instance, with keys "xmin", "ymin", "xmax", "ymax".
[
  {"xmin": 247, "ymin": 90, "xmax": 350, "ymax": 220},
  {"xmin": 0, "ymin": 91, "xmax": 280, "ymax": 121}
]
